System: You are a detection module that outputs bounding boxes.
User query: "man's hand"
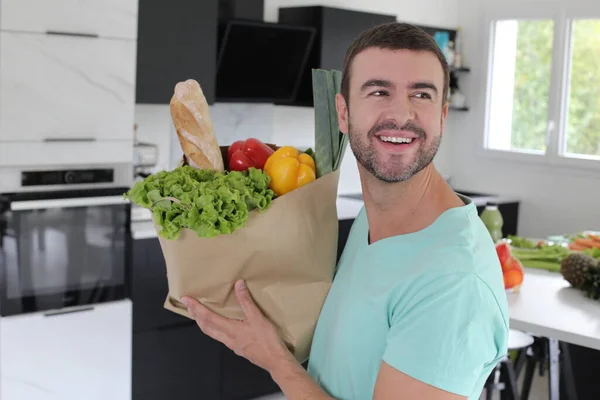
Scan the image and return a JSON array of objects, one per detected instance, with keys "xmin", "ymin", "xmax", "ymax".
[{"xmin": 180, "ymin": 280, "xmax": 295, "ymax": 374}]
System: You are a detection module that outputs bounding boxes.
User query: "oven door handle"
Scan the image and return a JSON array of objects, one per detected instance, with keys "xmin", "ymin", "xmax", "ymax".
[{"xmin": 10, "ymin": 196, "xmax": 130, "ymax": 211}]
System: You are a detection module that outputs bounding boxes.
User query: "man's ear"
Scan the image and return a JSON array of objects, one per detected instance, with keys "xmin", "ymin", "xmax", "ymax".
[{"xmin": 335, "ymin": 93, "xmax": 349, "ymax": 134}]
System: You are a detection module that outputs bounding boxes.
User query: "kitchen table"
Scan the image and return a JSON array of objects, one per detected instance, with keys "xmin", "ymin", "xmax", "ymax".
[{"xmin": 507, "ymin": 268, "xmax": 600, "ymax": 399}]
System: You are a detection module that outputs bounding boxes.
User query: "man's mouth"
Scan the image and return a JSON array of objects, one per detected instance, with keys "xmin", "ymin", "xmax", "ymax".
[{"xmin": 378, "ymin": 136, "xmax": 415, "ymax": 144}]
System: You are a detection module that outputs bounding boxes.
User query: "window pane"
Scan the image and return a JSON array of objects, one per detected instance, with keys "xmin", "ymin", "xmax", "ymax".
[
  {"xmin": 564, "ymin": 19, "xmax": 600, "ymax": 159},
  {"xmin": 487, "ymin": 19, "xmax": 554, "ymax": 153}
]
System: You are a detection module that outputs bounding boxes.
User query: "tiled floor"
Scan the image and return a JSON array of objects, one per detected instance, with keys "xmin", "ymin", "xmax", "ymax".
[{"xmin": 253, "ymin": 373, "xmax": 549, "ymax": 400}]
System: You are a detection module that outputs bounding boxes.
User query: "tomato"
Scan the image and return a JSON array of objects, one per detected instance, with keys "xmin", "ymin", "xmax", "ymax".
[
  {"xmin": 227, "ymin": 138, "xmax": 275, "ymax": 171},
  {"xmin": 495, "ymin": 242, "xmax": 512, "ymax": 267}
]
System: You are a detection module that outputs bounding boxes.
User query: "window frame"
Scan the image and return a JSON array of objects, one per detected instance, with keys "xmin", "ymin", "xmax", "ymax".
[{"xmin": 479, "ymin": 3, "xmax": 600, "ymax": 172}]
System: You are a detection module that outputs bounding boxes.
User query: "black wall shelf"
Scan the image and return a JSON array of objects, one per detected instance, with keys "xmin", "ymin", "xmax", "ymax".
[{"xmin": 451, "ymin": 67, "xmax": 470, "ymax": 73}]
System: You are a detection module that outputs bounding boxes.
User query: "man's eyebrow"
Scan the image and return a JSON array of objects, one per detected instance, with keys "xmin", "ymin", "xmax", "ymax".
[
  {"xmin": 410, "ymin": 82, "xmax": 439, "ymax": 94},
  {"xmin": 360, "ymin": 79, "xmax": 393, "ymax": 91}
]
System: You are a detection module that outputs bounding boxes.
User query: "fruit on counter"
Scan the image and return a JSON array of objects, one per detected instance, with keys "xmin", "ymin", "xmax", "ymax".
[
  {"xmin": 560, "ymin": 252, "xmax": 598, "ymax": 289},
  {"xmin": 582, "ymin": 265, "xmax": 600, "ymax": 300},
  {"xmin": 560, "ymin": 252, "xmax": 600, "ymax": 300},
  {"xmin": 263, "ymin": 146, "xmax": 316, "ymax": 196},
  {"xmin": 495, "ymin": 242, "xmax": 524, "ymax": 289},
  {"xmin": 227, "ymin": 138, "xmax": 275, "ymax": 172}
]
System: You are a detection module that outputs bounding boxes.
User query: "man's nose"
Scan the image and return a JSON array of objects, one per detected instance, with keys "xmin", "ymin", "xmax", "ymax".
[{"xmin": 384, "ymin": 95, "xmax": 416, "ymax": 126}]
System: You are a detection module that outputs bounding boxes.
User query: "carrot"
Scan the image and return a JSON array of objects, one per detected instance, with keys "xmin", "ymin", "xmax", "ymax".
[
  {"xmin": 588, "ymin": 233, "xmax": 600, "ymax": 244},
  {"xmin": 569, "ymin": 242, "xmax": 588, "ymax": 251},
  {"xmin": 575, "ymin": 238, "xmax": 598, "ymax": 248}
]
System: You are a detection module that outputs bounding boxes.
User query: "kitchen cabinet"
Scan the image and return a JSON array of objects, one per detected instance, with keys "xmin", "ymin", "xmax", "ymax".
[
  {"xmin": 0, "ymin": 0, "xmax": 139, "ymax": 40},
  {"xmin": 278, "ymin": 6, "xmax": 397, "ymax": 107},
  {"xmin": 131, "ymin": 237, "xmax": 190, "ymax": 332},
  {"xmin": 0, "ymin": 300, "xmax": 132, "ymax": 400},
  {"xmin": 135, "ymin": 0, "xmax": 218, "ymax": 105},
  {"xmin": 132, "ymin": 323, "xmax": 221, "ymax": 400},
  {"xmin": 0, "ymin": 140, "xmax": 135, "ymax": 167},
  {"xmin": 221, "ymin": 346, "xmax": 280, "ymax": 400},
  {"xmin": 0, "ymin": 31, "xmax": 136, "ymax": 143}
]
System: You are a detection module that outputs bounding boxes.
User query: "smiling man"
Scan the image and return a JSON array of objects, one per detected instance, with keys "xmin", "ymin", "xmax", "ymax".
[{"xmin": 182, "ymin": 22, "xmax": 509, "ymax": 400}]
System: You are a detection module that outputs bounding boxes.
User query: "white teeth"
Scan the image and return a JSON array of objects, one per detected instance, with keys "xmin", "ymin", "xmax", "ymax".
[{"xmin": 379, "ymin": 136, "xmax": 414, "ymax": 144}]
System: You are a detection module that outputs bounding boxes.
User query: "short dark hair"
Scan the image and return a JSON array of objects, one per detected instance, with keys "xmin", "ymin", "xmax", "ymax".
[{"xmin": 341, "ymin": 22, "xmax": 450, "ymax": 105}]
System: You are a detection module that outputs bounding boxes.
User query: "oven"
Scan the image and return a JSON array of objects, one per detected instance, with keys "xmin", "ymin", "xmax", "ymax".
[{"xmin": 0, "ymin": 167, "xmax": 132, "ymax": 317}]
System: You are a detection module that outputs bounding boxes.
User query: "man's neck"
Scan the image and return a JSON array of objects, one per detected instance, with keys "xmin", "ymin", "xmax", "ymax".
[{"xmin": 360, "ymin": 164, "xmax": 464, "ymax": 244}]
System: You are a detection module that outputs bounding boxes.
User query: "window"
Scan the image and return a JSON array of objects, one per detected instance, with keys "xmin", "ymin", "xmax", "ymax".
[
  {"xmin": 487, "ymin": 19, "xmax": 555, "ymax": 154},
  {"xmin": 485, "ymin": 7, "xmax": 600, "ymax": 166},
  {"xmin": 562, "ymin": 18, "xmax": 600, "ymax": 158}
]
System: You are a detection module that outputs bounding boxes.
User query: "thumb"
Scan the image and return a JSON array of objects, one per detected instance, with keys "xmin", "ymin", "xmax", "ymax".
[{"xmin": 234, "ymin": 280, "xmax": 260, "ymax": 320}]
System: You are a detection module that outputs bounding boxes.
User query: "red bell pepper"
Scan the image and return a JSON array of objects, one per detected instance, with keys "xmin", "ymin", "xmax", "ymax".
[{"xmin": 227, "ymin": 138, "xmax": 275, "ymax": 172}]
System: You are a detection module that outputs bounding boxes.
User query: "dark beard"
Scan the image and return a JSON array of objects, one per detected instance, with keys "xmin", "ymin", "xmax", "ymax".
[{"xmin": 347, "ymin": 118, "xmax": 441, "ymax": 183}]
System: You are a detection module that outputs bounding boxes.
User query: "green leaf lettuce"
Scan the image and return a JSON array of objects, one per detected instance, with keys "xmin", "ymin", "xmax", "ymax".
[{"xmin": 124, "ymin": 166, "xmax": 275, "ymax": 240}]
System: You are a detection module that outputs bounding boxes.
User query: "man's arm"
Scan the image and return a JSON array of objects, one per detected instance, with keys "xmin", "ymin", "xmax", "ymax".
[
  {"xmin": 269, "ymin": 359, "xmax": 334, "ymax": 400},
  {"xmin": 373, "ymin": 362, "xmax": 467, "ymax": 400}
]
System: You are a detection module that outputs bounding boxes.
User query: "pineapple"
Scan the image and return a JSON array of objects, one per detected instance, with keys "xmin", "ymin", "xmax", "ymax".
[
  {"xmin": 582, "ymin": 266, "xmax": 600, "ymax": 300},
  {"xmin": 560, "ymin": 252, "xmax": 598, "ymax": 289}
]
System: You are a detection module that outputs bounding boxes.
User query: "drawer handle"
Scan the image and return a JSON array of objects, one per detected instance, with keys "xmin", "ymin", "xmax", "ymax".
[
  {"xmin": 46, "ymin": 30, "xmax": 99, "ymax": 39},
  {"xmin": 44, "ymin": 137, "xmax": 97, "ymax": 143},
  {"xmin": 44, "ymin": 306, "xmax": 95, "ymax": 317}
]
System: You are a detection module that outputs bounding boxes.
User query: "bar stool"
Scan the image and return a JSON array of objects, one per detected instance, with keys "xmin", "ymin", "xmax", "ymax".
[{"xmin": 483, "ymin": 329, "xmax": 535, "ymax": 400}]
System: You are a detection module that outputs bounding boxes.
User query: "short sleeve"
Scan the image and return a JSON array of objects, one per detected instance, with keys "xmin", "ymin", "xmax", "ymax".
[{"xmin": 382, "ymin": 272, "xmax": 508, "ymax": 396}]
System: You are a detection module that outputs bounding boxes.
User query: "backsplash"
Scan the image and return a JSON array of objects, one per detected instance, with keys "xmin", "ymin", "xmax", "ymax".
[{"xmin": 134, "ymin": 102, "xmax": 452, "ymax": 195}]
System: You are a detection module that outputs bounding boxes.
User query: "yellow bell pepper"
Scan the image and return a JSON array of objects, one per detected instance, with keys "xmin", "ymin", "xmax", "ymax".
[{"xmin": 264, "ymin": 146, "xmax": 316, "ymax": 196}]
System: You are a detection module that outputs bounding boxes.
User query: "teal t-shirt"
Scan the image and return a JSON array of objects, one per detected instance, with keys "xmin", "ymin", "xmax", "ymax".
[{"xmin": 307, "ymin": 196, "xmax": 509, "ymax": 399}]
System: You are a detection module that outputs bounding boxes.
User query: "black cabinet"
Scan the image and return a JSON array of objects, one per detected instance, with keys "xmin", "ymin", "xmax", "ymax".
[
  {"xmin": 133, "ymin": 323, "xmax": 222, "ymax": 400},
  {"xmin": 278, "ymin": 6, "xmax": 397, "ymax": 107},
  {"xmin": 221, "ymin": 347, "xmax": 280, "ymax": 400},
  {"xmin": 131, "ymin": 238, "xmax": 189, "ymax": 332},
  {"xmin": 136, "ymin": 0, "xmax": 219, "ymax": 105}
]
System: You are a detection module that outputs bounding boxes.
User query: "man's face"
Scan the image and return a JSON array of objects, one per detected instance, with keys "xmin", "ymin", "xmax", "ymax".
[{"xmin": 336, "ymin": 47, "xmax": 448, "ymax": 183}]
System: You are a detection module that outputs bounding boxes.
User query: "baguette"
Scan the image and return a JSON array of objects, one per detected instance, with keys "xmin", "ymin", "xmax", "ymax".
[{"xmin": 170, "ymin": 79, "xmax": 224, "ymax": 171}]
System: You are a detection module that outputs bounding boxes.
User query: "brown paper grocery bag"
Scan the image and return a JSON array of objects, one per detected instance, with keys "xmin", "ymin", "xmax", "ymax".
[{"xmin": 155, "ymin": 168, "xmax": 341, "ymax": 363}]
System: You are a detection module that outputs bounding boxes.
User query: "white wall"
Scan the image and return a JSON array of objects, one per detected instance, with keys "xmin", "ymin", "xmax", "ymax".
[
  {"xmin": 136, "ymin": 0, "xmax": 461, "ymax": 194},
  {"xmin": 449, "ymin": 0, "xmax": 600, "ymax": 237}
]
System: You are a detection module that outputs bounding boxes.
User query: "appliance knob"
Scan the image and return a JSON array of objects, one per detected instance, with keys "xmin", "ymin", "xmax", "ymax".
[{"xmin": 64, "ymin": 171, "xmax": 77, "ymax": 184}]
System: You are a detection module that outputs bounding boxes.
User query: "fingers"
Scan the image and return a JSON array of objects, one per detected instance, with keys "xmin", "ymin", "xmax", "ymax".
[
  {"xmin": 181, "ymin": 296, "xmax": 234, "ymax": 346},
  {"xmin": 234, "ymin": 280, "xmax": 261, "ymax": 321}
]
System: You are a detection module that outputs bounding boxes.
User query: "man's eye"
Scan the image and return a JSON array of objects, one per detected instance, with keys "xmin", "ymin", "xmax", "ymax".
[
  {"xmin": 371, "ymin": 90, "xmax": 388, "ymax": 96},
  {"xmin": 415, "ymin": 92, "xmax": 432, "ymax": 99}
]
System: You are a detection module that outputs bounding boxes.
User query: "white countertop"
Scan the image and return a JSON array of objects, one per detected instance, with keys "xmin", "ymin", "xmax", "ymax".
[
  {"xmin": 130, "ymin": 197, "xmax": 365, "ymax": 240},
  {"xmin": 508, "ymin": 268, "xmax": 600, "ymax": 350}
]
